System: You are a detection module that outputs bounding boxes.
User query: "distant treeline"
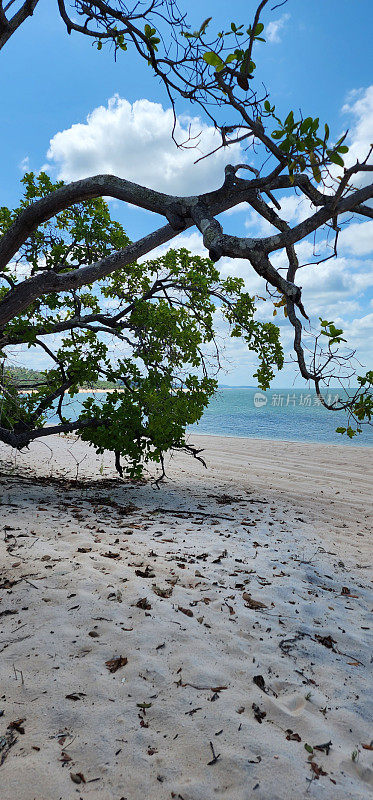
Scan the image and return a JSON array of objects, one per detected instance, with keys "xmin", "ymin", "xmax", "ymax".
[{"xmin": 3, "ymin": 365, "xmax": 121, "ymax": 390}]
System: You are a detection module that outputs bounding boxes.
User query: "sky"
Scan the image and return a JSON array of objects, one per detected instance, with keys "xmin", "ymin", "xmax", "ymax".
[{"xmin": 1, "ymin": 0, "xmax": 372, "ymax": 387}]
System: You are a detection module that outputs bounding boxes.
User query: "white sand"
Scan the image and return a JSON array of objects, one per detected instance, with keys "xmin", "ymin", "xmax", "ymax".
[{"xmin": 0, "ymin": 434, "xmax": 372, "ymax": 799}]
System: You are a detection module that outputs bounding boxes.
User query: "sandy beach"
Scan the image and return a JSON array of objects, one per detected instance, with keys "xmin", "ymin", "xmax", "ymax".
[{"xmin": 0, "ymin": 434, "xmax": 372, "ymax": 799}]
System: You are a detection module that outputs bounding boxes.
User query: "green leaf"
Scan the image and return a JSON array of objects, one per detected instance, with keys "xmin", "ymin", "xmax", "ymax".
[
  {"xmin": 304, "ymin": 744, "xmax": 314, "ymax": 754},
  {"xmin": 203, "ymin": 51, "xmax": 225, "ymax": 71},
  {"xmin": 328, "ymin": 152, "xmax": 344, "ymax": 167},
  {"xmin": 254, "ymin": 22, "xmax": 264, "ymax": 36},
  {"xmin": 300, "ymin": 117, "xmax": 313, "ymax": 134},
  {"xmin": 311, "ymin": 162, "xmax": 322, "ymax": 183}
]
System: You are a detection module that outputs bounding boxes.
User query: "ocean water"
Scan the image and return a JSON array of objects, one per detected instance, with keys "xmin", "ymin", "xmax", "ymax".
[
  {"xmin": 52, "ymin": 388, "xmax": 373, "ymax": 447},
  {"xmin": 188, "ymin": 388, "xmax": 373, "ymax": 446}
]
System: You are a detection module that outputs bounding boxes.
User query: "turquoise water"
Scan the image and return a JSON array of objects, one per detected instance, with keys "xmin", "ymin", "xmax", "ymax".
[
  {"xmin": 52, "ymin": 388, "xmax": 373, "ymax": 447},
  {"xmin": 188, "ymin": 388, "xmax": 373, "ymax": 446}
]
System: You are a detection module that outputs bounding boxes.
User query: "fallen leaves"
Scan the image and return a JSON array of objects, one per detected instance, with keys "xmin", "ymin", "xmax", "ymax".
[
  {"xmin": 8, "ymin": 718, "xmax": 25, "ymax": 734},
  {"xmin": 243, "ymin": 592, "xmax": 267, "ymax": 610},
  {"xmin": 65, "ymin": 692, "xmax": 86, "ymax": 701},
  {"xmin": 310, "ymin": 761, "xmax": 327, "ymax": 779},
  {"xmin": 253, "ymin": 674, "xmax": 266, "ymax": 692},
  {"xmin": 101, "ymin": 551, "xmax": 121, "ymax": 559},
  {"xmin": 315, "ymin": 634, "xmax": 336, "ymax": 650},
  {"xmin": 135, "ymin": 566, "xmax": 155, "ymax": 578},
  {"xmin": 105, "ymin": 656, "xmax": 128, "ymax": 673},
  {"xmin": 153, "ymin": 585, "xmax": 173, "ymax": 598},
  {"xmin": 178, "ymin": 606, "xmax": 194, "ymax": 617},
  {"xmin": 252, "ymin": 703, "xmax": 266, "ymax": 723},
  {"xmin": 136, "ymin": 597, "xmax": 152, "ymax": 610},
  {"xmin": 286, "ymin": 729, "xmax": 301, "ymax": 742},
  {"xmin": 70, "ymin": 772, "xmax": 86, "ymax": 784}
]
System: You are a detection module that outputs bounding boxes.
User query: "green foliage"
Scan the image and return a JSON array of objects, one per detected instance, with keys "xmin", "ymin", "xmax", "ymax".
[
  {"xmin": 336, "ymin": 371, "xmax": 373, "ymax": 437},
  {"xmin": 319, "ymin": 318, "xmax": 347, "ymax": 347},
  {"xmin": 270, "ymin": 110, "xmax": 349, "ymax": 182},
  {"xmin": 0, "ymin": 174, "xmax": 285, "ymax": 476}
]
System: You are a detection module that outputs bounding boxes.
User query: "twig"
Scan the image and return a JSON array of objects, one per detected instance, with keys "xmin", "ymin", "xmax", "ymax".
[{"xmin": 207, "ymin": 741, "xmax": 221, "ymax": 765}]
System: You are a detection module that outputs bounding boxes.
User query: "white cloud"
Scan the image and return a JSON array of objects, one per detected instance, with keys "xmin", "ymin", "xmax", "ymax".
[
  {"xmin": 265, "ymin": 14, "xmax": 290, "ymax": 44},
  {"xmin": 18, "ymin": 156, "xmax": 29, "ymax": 173},
  {"xmin": 46, "ymin": 95, "xmax": 242, "ymax": 196},
  {"xmin": 338, "ymin": 220, "xmax": 373, "ymax": 255},
  {"xmin": 341, "ymin": 85, "xmax": 373, "ymax": 183}
]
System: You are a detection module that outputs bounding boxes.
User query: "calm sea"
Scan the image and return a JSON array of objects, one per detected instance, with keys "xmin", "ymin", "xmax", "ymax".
[{"xmin": 52, "ymin": 388, "xmax": 373, "ymax": 447}]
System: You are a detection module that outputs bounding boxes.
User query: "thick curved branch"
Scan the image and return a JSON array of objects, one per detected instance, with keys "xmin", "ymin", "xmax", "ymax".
[{"xmin": 0, "ymin": 223, "xmax": 176, "ymax": 327}]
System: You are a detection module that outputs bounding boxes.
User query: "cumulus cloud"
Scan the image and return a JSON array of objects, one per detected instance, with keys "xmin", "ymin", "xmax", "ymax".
[
  {"xmin": 46, "ymin": 95, "xmax": 241, "ymax": 196},
  {"xmin": 265, "ymin": 14, "xmax": 290, "ymax": 44},
  {"xmin": 341, "ymin": 85, "xmax": 373, "ymax": 184},
  {"xmin": 339, "ymin": 220, "xmax": 373, "ymax": 255}
]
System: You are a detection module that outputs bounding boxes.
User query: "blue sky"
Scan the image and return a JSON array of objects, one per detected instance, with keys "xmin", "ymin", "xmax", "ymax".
[{"xmin": 1, "ymin": 0, "xmax": 372, "ymax": 386}]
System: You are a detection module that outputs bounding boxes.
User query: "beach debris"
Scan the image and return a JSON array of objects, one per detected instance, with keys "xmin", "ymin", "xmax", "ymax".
[
  {"xmin": 253, "ymin": 675, "xmax": 278, "ymax": 698},
  {"xmin": 77, "ymin": 546, "xmax": 91, "ymax": 553},
  {"xmin": 314, "ymin": 740, "xmax": 332, "ymax": 755},
  {"xmin": 105, "ymin": 656, "xmax": 128, "ymax": 673},
  {"xmin": 253, "ymin": 675, "xmax": 266, "ymax": 692},
  {"xmin": 178, "ymin": 606, "xmax": 194, "ymax": 617},
  {"xmin": 315, "ymin": 634, "xmax": 336, "ymax": 650},
  {"xmin": 286, "ymin": 729, "xmax": 301, "ymax": 742},
  {"xmin": 101, "ymin": 551, "xmax": 121, "ymax": 559},
  {"xmin": 0, "ymin": 729, "xmax": 17, "ymax": 766},
  {"xmin": 248, "ymin": 756, "xmax": 262, "ymax": 764},
  {"xmin": 137, "ymin": 702, "xmax": 152, "ymax": 709},
  {"xmin": 212, "ymin": 549, "xmax": 228, "ymax": 563},
  {"xmin": 207, "ymin": 741, "xmax": 220, "ymax": 765},
  {"xmin": 243, "ymin": 592, "xmax": 267, "ymax": 610},
  {"xmin": 185, "ymin": 707, "xmax": 202, "ymax": 716},
  {"xmin": 107, "ymin": 590, "xmax": 122, "ymax": 602},
  {"xmin": 279, "ymin": 631, "xmax": 307, "ymax": 657},
  {"xmin": 8, "ymin": 718, "xmax": 25, "ymax": 734},
  {"xmin": 212, "ymin": 493, "xmax": 241, "ymax": 505},
  {"xmin": 304, "ymin": 744, "xmax": 314, "ymax": 754},
  {"xmin": 70, "ymin": 772, "xmax": 86, "ymax": 784},
  {"xmin": 135, "ymin": 566, "xmax": 155, "ymax": 578},
  {"xmin": 309, "ymin": 761, "xmax": 327, "ymax": 779},
  {"xmin": 136, "ymin": 597, "xmax": 152, "ymax": 610},
  {"xmin": 153, "ymin": 585, "xmax": 173, "ymax": 598},
  {"xmin": 252, "ymin": 703, "xmax": 266, "ymax": 723},
  {"xmin": 65, "ymin": 692, "xmax": 86, "ymax": 701},
  {"xmin": 362, "ymin": 742, "xmax": 373, "ymax": 751}
]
